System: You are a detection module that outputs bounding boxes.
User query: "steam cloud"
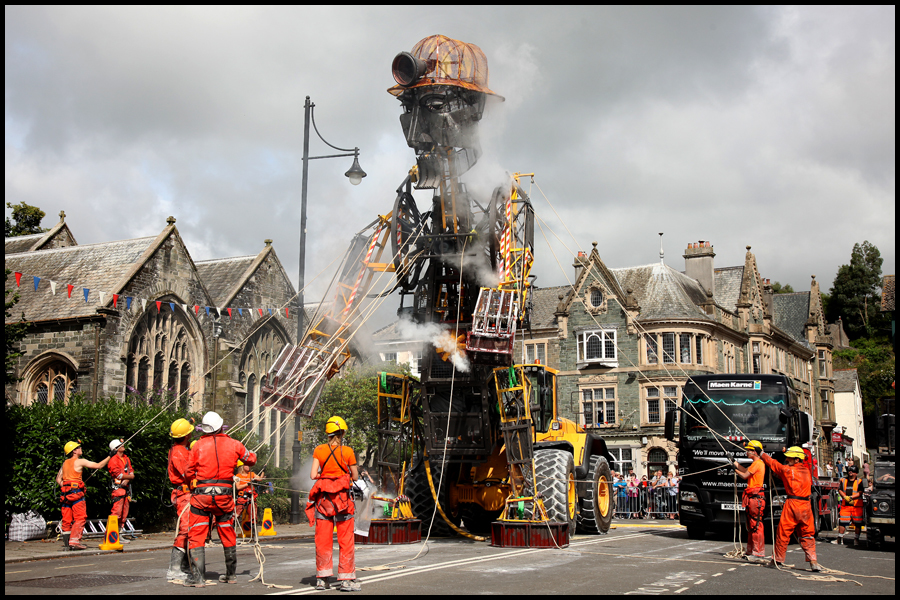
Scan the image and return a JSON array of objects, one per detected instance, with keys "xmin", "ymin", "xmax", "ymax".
[{"xmin": 397, "ymin": 316, "xmax": 471, "ymax": 373}]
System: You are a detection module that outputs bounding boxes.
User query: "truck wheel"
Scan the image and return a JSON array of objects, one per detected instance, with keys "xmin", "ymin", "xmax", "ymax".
[
  {"xmin": 577, "ymin": 455, "xmax": 613, "ymax": 534},
  {"xmin": 534, "ymin": 449, "xmax": 577, "ymax": 537},
  {"xmin": 404, "ymin": 459, "xmax": 460, "ymax": 537},
  {"xmin": 686, "ymin": 523, "xmax": 705, "ymax": 539}
]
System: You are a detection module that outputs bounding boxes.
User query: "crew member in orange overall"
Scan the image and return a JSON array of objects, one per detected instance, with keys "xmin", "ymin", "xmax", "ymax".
[
  {"xmin": 183, "ymin": 411, "xmax": 256, "ymax": 587},
  {"xmin": 107, "ymin": 438, "xmax": 135, "ymax": 543},
  {"xmin": 760, "ymin": 446, "xmax": 821, "ymax": 571},
  {"xmin": 56, "ymin": 441, "xmax": 113, "ymax": 550},
  {"xmin": 166, "ymin": 418, "xmax": 194, "ymax": 582},
  {"xmin": 235, "ymin": 461, "xmax": 264, "ymax": 535},
  {"xmin": 307, "ymin": 416, "xmax": 361, "ymax": 592},
  {"xmin": 733, "ymin": 440, "xmax": 766, "ymax": 562},
  {"xmin": 836, "ymin": 465, "xmax": 865, "ymax": 547}
]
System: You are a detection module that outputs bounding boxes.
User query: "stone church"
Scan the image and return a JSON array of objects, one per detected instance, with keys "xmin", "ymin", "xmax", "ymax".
[{"xmin": 5, "ymin": 212, "xmax": 299, "ymax": 467}]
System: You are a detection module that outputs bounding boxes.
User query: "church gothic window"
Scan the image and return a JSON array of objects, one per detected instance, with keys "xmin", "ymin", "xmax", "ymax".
[{"xmin": 22, "ymin": 356, "xmax": 77, "ymax": 406}]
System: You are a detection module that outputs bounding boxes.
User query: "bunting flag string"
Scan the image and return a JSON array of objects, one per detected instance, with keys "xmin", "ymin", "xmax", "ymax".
[{"xmin": 8, "ymin": 270, "xmax": 295, "ymax": 327}]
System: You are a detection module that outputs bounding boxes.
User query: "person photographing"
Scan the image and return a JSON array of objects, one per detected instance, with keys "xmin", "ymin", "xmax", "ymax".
[{"xmin": 307, "ymin": 416, "xmax": 361, "ymax": 592}]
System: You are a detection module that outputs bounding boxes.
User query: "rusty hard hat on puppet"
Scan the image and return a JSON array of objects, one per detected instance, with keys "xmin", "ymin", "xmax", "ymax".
[
  {"xmin": 388, "ymin": 34, "xmax": 504, "ymax": 100},
  {"xmin": 744, "ymin": 440, "xmax": 763, "ymax": 454}
]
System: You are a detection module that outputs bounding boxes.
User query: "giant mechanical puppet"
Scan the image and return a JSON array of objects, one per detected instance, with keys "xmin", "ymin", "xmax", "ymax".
[{"xmin": 264, "ymin": 35, "xmax": 612, "ymax": 543}]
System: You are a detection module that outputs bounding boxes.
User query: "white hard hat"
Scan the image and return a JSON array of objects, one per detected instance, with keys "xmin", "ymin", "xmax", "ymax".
[
  {"xmin": 109, "ymin": 439, "xmax": 124, "ymax": 451},
  {"xmin": 199, "ymin": 411, "xmax": 224, "ymax": 434}
]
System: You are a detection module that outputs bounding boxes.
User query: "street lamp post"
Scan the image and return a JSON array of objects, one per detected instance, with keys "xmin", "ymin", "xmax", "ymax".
[{"xmin": 291, "ymin": 95, "xmax": 366, "ymax": 525}]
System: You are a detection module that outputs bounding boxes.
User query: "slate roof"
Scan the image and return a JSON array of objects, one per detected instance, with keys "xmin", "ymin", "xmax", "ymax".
[
  {"xmin": 529, "ymin": 285, "xmax": 566, "ymax": 330},
  {"xmin": 883, "ymin": 275, "xmax": 895, "ymax": 312},
  {"xmin": 772, "ymin": 292, "xmax": 811, "ymax": 346},
  {"xmin": 714, "ymin": 266, "xmax": 744, "ymax": 312},
  {"xmin": 5, "ymin": 237, "xmax": 156, "ymax": 322},
  {"xmin": 611, "ymin": 263, "xmax": 712, "ymax": 321},
  {"xmin": 5, "ymin": 233, "xmax": 46, "ymax": 254},
  {"xmin": 195, "ymin": 256, "xmax": 256, "ymax": 306},
  {"xmin": 833, "ymin": 369, "xmax": 859, "ymax": 393}
]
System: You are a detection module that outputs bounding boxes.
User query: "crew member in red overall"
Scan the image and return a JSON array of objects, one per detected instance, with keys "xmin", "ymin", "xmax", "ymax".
[
  {"xmin": 307, "ymin": 416, "xmax": 361, "ymax": 592},
  {"xmin": 733, "ymin": 440, "xmax": 766, "ymax": 562},
  {"xmin": 235, "ymin": 461, "xmax": 263, "ymax": 535},
  {"xmin": 107, "ymin": 438, "xmax": 135, "ymax": 543},
  {"xmin": 56, "ymin": 441, "xmax": 112, "ymax": 550},
  {"xmin": 166, "ymin": 418, "xmax": 195, "ymax": 582},
  {"xmin": 760, "ymin": 446, "xmax": 821, "ymax": 571},
  {"xmin": 836, "ymin": 465, "xmax": 865, "ymax": 547},
  {"xmin": 183, "ymin": 411, "xmax": 256, "ymax": 587}
]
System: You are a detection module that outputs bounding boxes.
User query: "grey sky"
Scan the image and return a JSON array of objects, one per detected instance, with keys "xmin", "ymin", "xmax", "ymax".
[{"xmin": 5, "ymin": 6, "xmax": 895, "ymax": 327}]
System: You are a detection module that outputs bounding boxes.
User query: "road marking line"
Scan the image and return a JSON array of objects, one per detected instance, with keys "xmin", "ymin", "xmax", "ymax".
[
  {"xmin": 674, "ymin": 587, "xmax": 689, "ymax": 594},
  {"xmin": 270, "ymin": 532, "xmax": 653, "ymax": 595},
  {"xmin": 712, "ymin": 573, "xmax": 722, "ymax": 577},
  {"xmin": 122, "ymin": 557, "xmax": 155, "ymax": 562},
  {"xmin": 727, "ymin": 567, "xmax": 736, "ymax": 571},
  {"xmin": 6, "ymin": 570, "xmax": 30, "ymax": 574},
  {"xmin": 56, "ymin": 563, "xmax": 95, "ymax": 569},
  {"xmin": 694, "ymin": 579, "xmax": 706, "ymax": 585}
]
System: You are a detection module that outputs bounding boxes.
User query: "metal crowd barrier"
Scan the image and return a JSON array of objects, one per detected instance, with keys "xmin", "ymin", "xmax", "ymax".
[{"xmin": 613, "ymin": 486, "xmax": 680, "ymax": 519}]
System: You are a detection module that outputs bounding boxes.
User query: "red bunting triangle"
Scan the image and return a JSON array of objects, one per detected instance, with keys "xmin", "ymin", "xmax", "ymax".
[
  {"xmin": 227, "ymin": 308, "xmax": 232, "ymax": 318},
  {"xmin": 285, "ymin": 307, "xmax": 289, "ymax": 319},
  {"xmin": 15, "ymin": 272, "xmax": 22, "ymax": 286},
  {"xmin": 156, "ymin": 300, "xmax": 162, "ymax": 312},
  {"xmin": 259, "ymin": 308, "xmax": 264, "ymax": 317},
  {"xmin": 67, "ymin": 284, "xmax": 74, "ymax": 298},
  {"xmin": 194, "ymin": 305, "xmax": 199, "ymax": 315},
  {"xmin": 112, "ymin": 294, "xmax": 118, "ymax": 308}
]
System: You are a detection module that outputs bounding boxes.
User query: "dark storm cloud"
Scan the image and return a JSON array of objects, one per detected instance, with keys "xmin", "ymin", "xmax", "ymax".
[{"xmin": 5, "ymin": 6, "xmax": 895, "ymax": 318}]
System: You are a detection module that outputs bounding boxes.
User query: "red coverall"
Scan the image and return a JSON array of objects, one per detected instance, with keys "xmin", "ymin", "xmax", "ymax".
[
  {"xmin": 306, "ymin": 444, "xmax": 356, "ymax": 581},
  {"xmin": 741, "ymin": 458, "xmax": 766, "ymax": 558},
  {"xmin": 838, "ymin": 477, "xmax": 864, "ymax": 527},
  {"xmin": 108, "ymin": 453, "xmax": 133, "ymax": 534},
  {"xmin": 761, "ymin": 453, "xmax": 817, "ymax": 564},
  {"xmin": 168, "ymin": 443, "xmax": 191, "ymax": 548},
  {"xmin": 60, "ymin": 456, "xmax": 87, "ymax": 545},
  {"xmin": 184, "ymin": 433, "xmax": 256, "ymax": 550}
]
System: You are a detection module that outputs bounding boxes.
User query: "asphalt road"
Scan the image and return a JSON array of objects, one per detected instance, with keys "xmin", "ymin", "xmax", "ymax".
[{"xmin": 5, "ymin": 526, "xmax": 895, "ymax": 595}]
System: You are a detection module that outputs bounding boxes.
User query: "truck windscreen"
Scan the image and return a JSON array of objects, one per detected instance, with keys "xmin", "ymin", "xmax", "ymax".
[{"xmin": 681, "ymin": 383, "xmax": 788, "ymax": 445}]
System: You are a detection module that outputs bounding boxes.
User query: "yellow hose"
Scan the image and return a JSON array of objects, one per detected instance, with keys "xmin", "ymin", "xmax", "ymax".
[{"xmin": 424, "ymin": 459, "xmax": 486, "ymax": 542}]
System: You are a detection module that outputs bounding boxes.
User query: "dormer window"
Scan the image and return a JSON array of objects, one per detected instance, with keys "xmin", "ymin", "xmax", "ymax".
[{"xmin": 590, "ymin": 288, "xmax": 603, "ymax": 308}]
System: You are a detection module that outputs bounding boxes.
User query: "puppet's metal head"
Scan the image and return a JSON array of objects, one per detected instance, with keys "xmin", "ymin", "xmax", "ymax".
[{"xmin": 389, "ymin": 35, "xmax": 503, "ymax": 188}]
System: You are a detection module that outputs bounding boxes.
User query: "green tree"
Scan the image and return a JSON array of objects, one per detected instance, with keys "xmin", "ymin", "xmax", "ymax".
[
  {"xmin": 5, "ymin": 269, "xmax": 28, "ymax": 384},
  {"xmin": 5, "ymin": 201, "xmax": 48, "ymax": 237},
  {"xmin": 828, "ymin": 241, "xmax": 885, "ymax": 338},
  {"xmin": 833, "ymin": 338, "xmax": 895, "ymax": 416},
  {"xmin": 771, "ymin": 281, "xmax": 795, "ymax": 294}
]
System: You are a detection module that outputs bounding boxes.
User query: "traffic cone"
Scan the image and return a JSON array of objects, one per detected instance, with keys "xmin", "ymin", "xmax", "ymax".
[
  {"xmin": 239, "ymin": 508, "xmax": 253, "ymax": 538},
  {"xmin": 99, "ymin": 515, "xmax": 124, "ymax": 551},
  {"xmin": 259, "ymin": 508, "xmax": 277, "ymax": 536}
]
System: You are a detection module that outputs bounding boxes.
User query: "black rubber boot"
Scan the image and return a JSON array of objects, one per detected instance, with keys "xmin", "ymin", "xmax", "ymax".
[
  {"xmin": 62, "ymin": 532, "xmax": 71, "ymax": 551},
  {"xmin": 166, "ymin": 547, "xmax": 190, "ymax": 582},
  {"xmin": 219, "ymin": 546, "xmax": 238, "ymax": 584},
  {"xmin": 183, "ymin": 547, "xmax": 206, "ymax": 587}
]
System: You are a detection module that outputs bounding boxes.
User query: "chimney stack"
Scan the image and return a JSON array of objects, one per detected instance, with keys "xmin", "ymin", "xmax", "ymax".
[
  {"xmin": 573, "ymin": 250, "xmax": 587, "ymax": 281},
  {"xmin": 684, "ymin": 240, "xmax": 715, "ymax": 298}
]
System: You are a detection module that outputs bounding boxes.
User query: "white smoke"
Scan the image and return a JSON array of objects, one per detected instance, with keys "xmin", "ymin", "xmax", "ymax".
[{"xmin": 396, "ymin": 316, "xmax": 471, "ymax": 373}]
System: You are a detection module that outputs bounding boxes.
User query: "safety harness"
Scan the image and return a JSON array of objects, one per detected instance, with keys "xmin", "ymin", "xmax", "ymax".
[{"xmin": 313, "ymin": 444, "xmax": 353, "ymax": 522}]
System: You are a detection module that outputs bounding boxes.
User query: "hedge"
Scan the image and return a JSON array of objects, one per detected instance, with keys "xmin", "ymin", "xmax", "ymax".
[{"xmin": 5, "ymin": 394, "xmax": 276, "ymax": 532}]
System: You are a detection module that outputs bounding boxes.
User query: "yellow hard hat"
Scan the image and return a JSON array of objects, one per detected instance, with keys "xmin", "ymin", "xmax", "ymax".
[
  {"xmin": 236, "ymin": 460, "xmax": 244, "ymax": 467},
  {"xmin": 190, "ymin": 440, "xmax": 197, "ymax": 450},
  {"xmin": 325, "ymin": 416, "xmax": 348, "ymax": 436},
  {"xmin": 784, "ymin": 446, "xmax": 806, "ymax": 460},
  {"xmin": 64, "ymin": 441, "xmax": 81, "ymax": 455},
  {"xmin": 744, "ymin": 440, "xmax": 763, "ymax": 454},
  {"xmin": 170, "ymin": 418, "xmax": 195, "ymax": 439}
]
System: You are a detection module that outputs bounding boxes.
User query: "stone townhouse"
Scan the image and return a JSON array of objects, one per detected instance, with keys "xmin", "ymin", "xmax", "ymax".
[
  {"xmin": 5, "ymin": 214, "xmax": 299, "ymax": 467},
  {"xmin": 517, "ymin": 240, "xmax": 838, "ymax": 478}
]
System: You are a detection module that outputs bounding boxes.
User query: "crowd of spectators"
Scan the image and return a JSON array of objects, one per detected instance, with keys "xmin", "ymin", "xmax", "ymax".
[{"xmin": 611, "ymin": 468, "xmax": 679, "ymax": 519}]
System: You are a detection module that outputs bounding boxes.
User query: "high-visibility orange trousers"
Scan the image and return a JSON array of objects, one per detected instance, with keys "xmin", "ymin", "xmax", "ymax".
[
  {"xmin": 774, "ymin": 499, "xmax": 816, "ymax": 563},
  {"xmin": 61, "ymin": 499, "xmax": 87, "ymax": 544},
  {"xmin": 171, "ymin": 490, "xmax": 190, "ymax": 548},
  {"xmin": 111, "ymin": 493, "xmax": 129, "ymax": 534},
  {"xmin": 315, "ymin": 516, "xmax": 356, "ymax": 580},
  {"xmin": 744, "ymin": 495, "xmax": 766, "ymax": 557}
]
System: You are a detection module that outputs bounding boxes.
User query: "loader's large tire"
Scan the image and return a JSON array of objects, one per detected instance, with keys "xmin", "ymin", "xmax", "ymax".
[
  {"xmin": 534, "ymin": 449, "xmax": 577, "ymax": 537},
  {"xmin": 576, "ymin": 455, "xmax": 613, "ymax": 534},
  {"xmin": 404, "ymin": 459, "xmax": 460, "ymax": 538}
]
